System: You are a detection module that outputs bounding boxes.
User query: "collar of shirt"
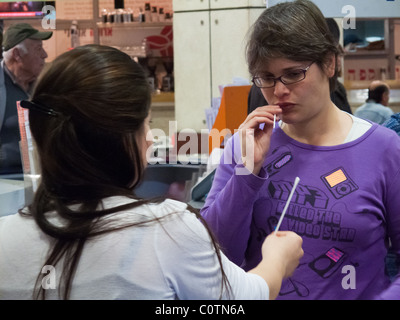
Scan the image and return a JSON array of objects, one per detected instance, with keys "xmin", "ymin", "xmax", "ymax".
[{"xmin": 1, "ymin": 60, "xmax": 32, "ymax": 94}]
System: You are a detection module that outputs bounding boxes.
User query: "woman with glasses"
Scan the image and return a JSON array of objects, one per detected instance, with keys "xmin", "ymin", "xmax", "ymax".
[{"xmin": 201, "ymin": 0, "xmax": 400, "ymax": 299}]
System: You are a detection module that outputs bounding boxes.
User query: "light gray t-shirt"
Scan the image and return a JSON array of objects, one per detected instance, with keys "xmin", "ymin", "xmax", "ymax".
[{"xmin": 0, "ymin": 197, "xmax": 269, "ymax": 300}]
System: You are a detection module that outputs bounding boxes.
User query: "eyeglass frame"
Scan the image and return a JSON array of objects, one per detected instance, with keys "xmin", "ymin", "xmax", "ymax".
[{"xmin": 252, "ymin": 61, "xmax": 314, "ymax": 89}]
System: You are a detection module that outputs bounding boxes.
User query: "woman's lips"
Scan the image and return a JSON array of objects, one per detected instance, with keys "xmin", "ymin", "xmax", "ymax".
[
  {"xmin": 277, "ymin": 103, "xmax": 296, "ymax": 111},
  {"xmin": 278, "ymin": 102, "xmax": 295, "ymax": 108}
]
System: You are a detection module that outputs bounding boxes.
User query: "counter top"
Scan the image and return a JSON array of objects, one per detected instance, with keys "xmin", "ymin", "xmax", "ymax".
[
  {"xmin": 344, "ymin": 80, "xmax": 400, "ymax": 90},
  {"xmin": 0, "ymin": 178, "xmax": 27, "ymax": 217},
  {"xmin": 151, "ymin": 92, "xmax": 174, "ymax": 108}
]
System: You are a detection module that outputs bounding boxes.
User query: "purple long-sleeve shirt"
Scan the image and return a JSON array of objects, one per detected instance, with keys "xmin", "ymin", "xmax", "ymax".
[{"xmin": 201, "ymin": 123, "xmax": 400, "ymax": 299}]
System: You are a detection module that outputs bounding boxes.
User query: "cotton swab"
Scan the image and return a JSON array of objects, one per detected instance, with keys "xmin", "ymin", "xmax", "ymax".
[
  {"xmin": 275, "ymin": 177, "xmax": 300, "ymax": 233},
  {"xmin": 273, "ymin": 114, "xmax": 276, "ymax": 129}
]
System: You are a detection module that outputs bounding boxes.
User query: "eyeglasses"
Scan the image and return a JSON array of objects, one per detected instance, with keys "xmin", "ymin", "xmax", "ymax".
[{"xmin": 252, "ymin": 62, "xmax": 314, "ymax": 88}]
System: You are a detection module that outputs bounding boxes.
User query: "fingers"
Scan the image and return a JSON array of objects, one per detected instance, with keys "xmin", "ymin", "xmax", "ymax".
[
  {"xmin": 238, "ymin": 105, "xmax": 282, "ymax": 175},
  {"xmin": 251, "ymin": 105, "xmax": 282, "ymax": 119},
  {"xmin": 275, "ymin": 231, "xmax": 304, "ymax": 256},
  {"xmin": 264, "ymin": 231, "xmax": 304, "ymax": 278},
  {"xmin": 274, "ymin": 230, "xmax": 300, "ymax": 238},
  {"xmin": 240, "ymin": 105, "xmax": 282, "ymax": 131}
]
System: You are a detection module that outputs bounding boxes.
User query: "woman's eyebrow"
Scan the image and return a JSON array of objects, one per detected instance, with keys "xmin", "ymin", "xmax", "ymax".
[
  {"xmin": 282, "ymin": 64, "xmax": 306, "ymax": 72},
  {"xmin": 260, "ymin": 65, "xmax": 304, "ymax": 76}
]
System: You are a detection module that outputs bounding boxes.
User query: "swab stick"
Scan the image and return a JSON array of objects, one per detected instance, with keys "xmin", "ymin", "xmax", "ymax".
[{"xmin": 275, "ymin": 176, "xmax": 300, "ymax": 233}]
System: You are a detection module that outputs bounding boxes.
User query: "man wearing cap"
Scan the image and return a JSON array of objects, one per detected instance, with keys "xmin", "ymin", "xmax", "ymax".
[{"xmin": 0, "ymin": 23, "xmax": 52, "ymax": 177}]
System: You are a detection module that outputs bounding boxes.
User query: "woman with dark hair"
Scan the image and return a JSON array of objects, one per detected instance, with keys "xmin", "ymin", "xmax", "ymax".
[
  {"xmin": 202, "ymin": 0, "xmax": 400, "ymax": 299},
  {"xmin": 248, "ymin": 17, "xmax": 352, "ymax": 115},
  {"xmin": 0, "ymin": 44, "xmax": 303, "ymax": 300}
]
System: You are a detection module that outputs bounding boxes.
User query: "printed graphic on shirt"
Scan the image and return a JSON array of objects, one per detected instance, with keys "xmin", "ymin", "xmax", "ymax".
[
  {"xmin": 278, "ymin": 245, "xmax": 359, "ymax": 297},
  {"xmin": 321, "ymin": 167, "xmax": 359, "ymax": 199},
  {"xmin": 264, "ymin": 146, "xmax": 293, "ymax": 177},
  {"xmin": 280, "ymin": 277, "xmax": 310, "ymax": 297},
  {"xmin": 262, "ymin": 150, "xmax": 363, "ymax": 297},
  {"xmin": 267, "ymin": 179, "xmax": 356, "ymax": 241},
  {"xmin": 308, "ymin": 246, "xmax": 346, "ymax": 278}
]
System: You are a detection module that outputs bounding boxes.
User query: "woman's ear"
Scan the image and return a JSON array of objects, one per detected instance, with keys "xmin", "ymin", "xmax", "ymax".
[{"xmin": 325, "ymin": 53, "xmax": 337, "ymax": 78}]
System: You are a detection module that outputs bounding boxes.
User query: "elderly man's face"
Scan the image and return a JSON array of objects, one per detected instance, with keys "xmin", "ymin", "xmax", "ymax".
[{"xmin": 18, "ymin": 38, "xmax": 48, "ymax": 79}]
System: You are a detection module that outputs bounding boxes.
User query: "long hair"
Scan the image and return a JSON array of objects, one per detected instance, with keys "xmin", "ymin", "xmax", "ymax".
[
  {"xmin": 24, "ymin": 45, "xmax": 230, "ymax": 299},
  {"xmin": 30, "ymin": 45, "xmax": 150, "ymax": 199},
  {"xmin": 246, "ymin": 0, "xmax": 339, "ymax": 92}
]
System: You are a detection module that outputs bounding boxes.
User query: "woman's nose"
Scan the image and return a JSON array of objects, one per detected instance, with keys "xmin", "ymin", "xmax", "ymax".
[{"xmin": 273, "ymin": 80, "xmax": 290, "ymax": 98}]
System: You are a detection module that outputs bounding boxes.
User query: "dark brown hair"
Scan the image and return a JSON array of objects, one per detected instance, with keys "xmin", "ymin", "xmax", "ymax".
[
  {"xmin": 246, "ymin": 0, "xmax": 339, "ymax": 92},
  {"xmin": 24, "ymin": 44, "xmax": 230, "ymax": 299}
]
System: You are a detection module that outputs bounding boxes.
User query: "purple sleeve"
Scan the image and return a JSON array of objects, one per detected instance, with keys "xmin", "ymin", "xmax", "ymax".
[
  {"xmin": 200, "ymin": 134, "xmax": 268, "ymax": 265},
  {"xmin": 376, "ymin": 162, "xmax": 400, "ymax": 299}
]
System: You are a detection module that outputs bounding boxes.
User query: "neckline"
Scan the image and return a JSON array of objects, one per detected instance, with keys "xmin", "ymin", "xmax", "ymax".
[{"xmin": 274, "ymin": 121, "xmax": 377, "ymax": 151}]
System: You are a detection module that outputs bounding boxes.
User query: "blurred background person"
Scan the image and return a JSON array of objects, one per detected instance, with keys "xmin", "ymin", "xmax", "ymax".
[
  {"xmin": 383, "ymin": 112, "xmax": 400, "ymax": 137},
  {"xmin": 354, "ymin": 80, "xmax": 393, "ymax": 124},
  {"xmin": 0, "ymin": 26, "xmax": 3, "ymax": 58},
  {"xmin": 0, "ymin": 23, "xmax": 52, "ymax": 177}
]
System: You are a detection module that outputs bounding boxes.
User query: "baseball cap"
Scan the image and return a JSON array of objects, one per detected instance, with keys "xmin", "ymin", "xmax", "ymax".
[{"xmin": 3, "ymin": 23, "xmax": 53, "ymax": 51}]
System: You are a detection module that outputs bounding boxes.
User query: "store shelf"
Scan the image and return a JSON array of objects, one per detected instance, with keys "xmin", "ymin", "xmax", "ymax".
[
  {"xmin": 344, "ymin": 79, "xmax": 400, "ymax": 90},
  {"xmin": 97, "ymin": 21, "xmax": 172, "ymax": 29},
  {"xmin": 344, "ymin": 50, "xmax": 389, "ymax": 59}
]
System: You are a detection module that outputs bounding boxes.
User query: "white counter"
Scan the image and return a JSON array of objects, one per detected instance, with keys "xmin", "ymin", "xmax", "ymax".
[{"xmin": 0, "ymin": 176, "xmax": 35, "ymax": 217}]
